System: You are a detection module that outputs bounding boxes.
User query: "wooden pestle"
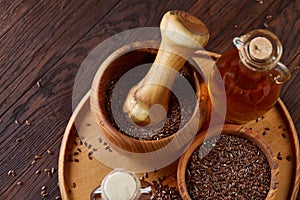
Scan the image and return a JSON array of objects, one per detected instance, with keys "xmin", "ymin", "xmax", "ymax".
[{"xmin": 123, "ymin": 10, "xmax": 210, "ymax": 126}]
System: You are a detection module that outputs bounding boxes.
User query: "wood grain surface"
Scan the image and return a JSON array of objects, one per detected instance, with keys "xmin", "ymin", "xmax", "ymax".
[{"xmin": 0, "ymin": 0, "xmax": 299, "ymax": 199}]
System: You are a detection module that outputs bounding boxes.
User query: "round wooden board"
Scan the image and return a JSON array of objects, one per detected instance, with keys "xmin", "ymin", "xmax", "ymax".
[{"xmin": 58, "ymin": 91, "xmax": 299, "ymax": 200}]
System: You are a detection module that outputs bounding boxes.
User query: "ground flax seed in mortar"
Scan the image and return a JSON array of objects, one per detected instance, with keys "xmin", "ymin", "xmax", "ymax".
[
  {"xmin": 186, "ymin": 135, "xmax": 271, "ymax": 199},
  {"xmin": 105, "ymin": 67, "xmax": 196, "ymax": 141}
]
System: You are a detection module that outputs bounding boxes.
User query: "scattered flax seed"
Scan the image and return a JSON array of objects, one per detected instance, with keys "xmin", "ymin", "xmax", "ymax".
[
  {"xmin": 8, "ymin": 170, "xmax": 16, "ymax": 177},
  {"xmin": 37, "ymin": 79, "xmax": 42, "ymax": 88},
  {"xmin": 293, "ymin": 66, "xmax": 300, "ymax": 72},
  {"xmin": 55, "ymin": 196, "xmax": 62, "ymax": 200},
  {"xmin": 47, "ymin": 172, "xmax": 52, "ymax": 178},
  {"xmin": 73, "ymin": 152, "xmax": 79, "ymax": 156},
  {"xmin": 258, "ymin": 0, "xmax": 264, "ymax": 4},
  {"xmin": 92, "ymin": 148, "xmax": 98, "ymax": 152},
  {"xmin": 144, "ymin": 172, "xmax": 148, "ymax": 178},
  {"xmin": 234, "ymin": 24, "xmax": 238, "ymax": 28},
  {"xmin": 264, "ymin": 127, "xmax": 270, "ymax": 131},
  {"xmin": 140, "ymin": 175, "xmax": 145, "ymax": 181},
  {"xmin": 41, "ymin": 190, "xmax": 48, "ymax": 197},
  {"xmin": 74, "ymin": 159, "xmax": 79, "ymax": 162},
  {"xmin": 278, "ymin": 125, "xmax": 287, "ymax": 130},
  {"xmin": 84, "ymin": 141, "xmax": 88, "ymax": 147},
  {"xmin": 281, "ymin": 133, "xmax": 286, "ymax": 138},
  {"xmin": 16, "ymin": 137, "xmax": 23, "ymax": 142},
  {"xmin": 41, "ymin": 186, "xmax": 47, "ymax": 191},
  {"xmin": 72, "ymin": 182, "xmax": 76, "ymax": 188},
  {"xmin": 17, "ymin": 181, "xmax": 23, "ymax": 186},
  {"xmin": 47, "ymin": 149, "xmax": 54, "ymax": 155},
  {"xmin": 44, "ymin": 168, "xmax": 50, "ymax": 173},
  {"xmin": 14, "ymin": 120, "xmax": 20, "ymax": 125},
  {"xmin": 35, "ymin": 155, "xmax": 41, "ymax": 160},
  {"xmin": 87, "ymin": 144, "xmax": 92, "ymax": 149},
  {"xmin": 31, "ymin": 160, "xmax": 37, "ymax": 165},
  {"xmin": 105, "ymin": 146, "xmax": 110, "ymax": 151},
  {"xmin": 88, "ymin": 151, "xmax": 93, "ymax": 156},
  {"xmin": 68, "ymin": 189, "xmax": 72, "ymax": 194},
  {"xmin": 266, "ymin": 15, "xmax": 272, "ymax": 19},
  {"xmin": 77, "ymin": 148, "xmax": 82, "ymax": 153},
  {"xmin": 36, "ymin": 170, "xmax": 41, "ymax": 175},
  {"xmin": 277, "ymin": 152, "xmax": 283, "ymax": 160},
  {"xmin": 256, "ymin": 116, "xmax": 264, "ymax": 122},
  {"xmin": 98, "ymin": 137, "xmax": 102, "ymax": 143},
  {"xmin": 25, "ymin": 120, "xmax": 31, "ymax": 126},
  {"xmin": 51, "ymin": 167, "xmax": 56, "ymax": 174},
  {"xmin": 262, "ymin": 131, "xmax": 267, "ymax": 135},
  {"xmin": 286, "ymin": 155, "xmax": 293, "ymax": 161},
  {"xmin": 263, "ymin": 22, "xmax": 269, "ymax": 28},
  {"xmin": 86, "ymin": 123, "xmax": 91, "ymax": 127},
  {"xmin": 103, "ymin": 142, "xmax": 107, "ymax": 146},
  {"xmin": 80, "ymin": 140, "xmax": 83, "ymax": 145}
]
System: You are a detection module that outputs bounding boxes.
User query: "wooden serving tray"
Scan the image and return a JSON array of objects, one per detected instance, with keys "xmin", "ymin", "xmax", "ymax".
[{"xmin": 58, "ymin": 90, "xmax": 299, "ymax": 200}]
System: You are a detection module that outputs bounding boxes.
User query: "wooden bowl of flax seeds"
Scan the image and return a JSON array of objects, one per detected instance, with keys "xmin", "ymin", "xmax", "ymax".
[
  {"xmin": 177, "ymin": 124, "xmax": 280, "ymax": 200},
  {"xmin": 90, "ymin": 41, "xmax": 210, "ymax": 155}
]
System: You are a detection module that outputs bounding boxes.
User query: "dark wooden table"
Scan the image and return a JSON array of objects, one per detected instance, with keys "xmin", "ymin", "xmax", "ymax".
[{"xmin": 0, "ymin": 0, "xmax": 299, "ymax": 199}]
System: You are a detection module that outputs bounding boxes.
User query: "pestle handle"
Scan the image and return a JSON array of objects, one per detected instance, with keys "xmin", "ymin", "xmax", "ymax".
[{"xmin": 123, "ymin": 10, "xmax": 210, "ymax": 126}]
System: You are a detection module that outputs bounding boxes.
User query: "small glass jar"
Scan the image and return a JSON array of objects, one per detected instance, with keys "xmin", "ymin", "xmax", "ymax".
[
  {"xmin": 211, "ymin": 29, "xmax": 290, "ymax": 124},
  {"xmin": 90, "ymin": 169, "xmax": 152, "ymax": 200}
]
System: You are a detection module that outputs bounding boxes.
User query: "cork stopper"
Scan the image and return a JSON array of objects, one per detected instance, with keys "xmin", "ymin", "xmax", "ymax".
[{"xmin": 249, "ymin": 37, "xmax": 273, "ymax": 61}]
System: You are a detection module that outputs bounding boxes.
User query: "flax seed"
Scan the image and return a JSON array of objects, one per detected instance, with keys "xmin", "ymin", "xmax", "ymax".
[
  {"xmin": 16, "ymin": 137, "xmax": 22, "ymax": 142},
  {"xmin": 286, "ymin": 155, "xmax": 293, "ymax": 161},
  {"xmin": 14, "ymin": 120, "xmax": 20, "ymax": 125},
  {"xmin": 47, "ymin": 149, "xmax": 54, "ymax": 155},
  {"xmin": 8, "ymin": 170, "xmax": 16, "ymax": 177},
  {"xmin": 266, "ymin": 15, "xmax": 272, "ymax": 19},
  {"xmin": 25, "ymin": 120, "xmax": 31, "ymax": 126},
  {"xmin": 277, "ymin": 152, "xmax": 282, "ymax": 160},
  {"xmin": 17, "ymin": 181, "xmax": 23, "ymax": 186},
  {"xmin": 37, "ymin": 79, "xmax": 42, "ymax": 87},
  {"xmin": 44, "ymin": 168, "xmax": 50, "ymax": 172},
  {"xmin": 31, "ymin": 160, "xmax": 37, "ymax": 165}
]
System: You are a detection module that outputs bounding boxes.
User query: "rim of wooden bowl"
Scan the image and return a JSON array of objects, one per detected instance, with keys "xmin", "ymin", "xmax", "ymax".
[
  {"xmin": 90, "ymin": 40, "xmax": 208, "ymax": 153},
  {"xmin": 177, "ymin": 124, "xmax": 280, "ymax": 200}
]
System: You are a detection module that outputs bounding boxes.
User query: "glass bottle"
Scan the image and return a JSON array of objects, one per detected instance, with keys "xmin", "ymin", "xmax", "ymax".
[
  {"xmin": 211, "ymin": 29, "xmax": 290, "ymax": 124},
  {"xmin": 90, "ymin": 169, "xmax": 152, "ymax": 200}
]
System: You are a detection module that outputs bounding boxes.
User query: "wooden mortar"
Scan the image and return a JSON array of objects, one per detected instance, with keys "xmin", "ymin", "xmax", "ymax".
[
  {"xmin": 90, "ymin": 11, "xmax": 211, "ymax": 153},
  {"xmin": 90, "ymin": 40, "xmax": 210, "ymax": 153}
]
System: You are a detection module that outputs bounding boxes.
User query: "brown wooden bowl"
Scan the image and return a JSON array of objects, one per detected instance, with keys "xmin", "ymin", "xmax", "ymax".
[
  {"xmin": 90, "ymin": 40, "xmax": 210, "ymax": 154},
  {"xmin": 177, "ymin": 124, "xmax": 280, "ymax": 200}
]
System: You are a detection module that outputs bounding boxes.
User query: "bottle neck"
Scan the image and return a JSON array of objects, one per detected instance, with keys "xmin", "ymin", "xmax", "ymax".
[{"xmin": 233, "ymin": 29, "xmax": 283, "ymax": 72}]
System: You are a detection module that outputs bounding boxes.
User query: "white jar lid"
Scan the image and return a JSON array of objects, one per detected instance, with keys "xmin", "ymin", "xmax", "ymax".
[{"xmin": 101, "ymin": 169, "xmax": 141, "ymax": 200}]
